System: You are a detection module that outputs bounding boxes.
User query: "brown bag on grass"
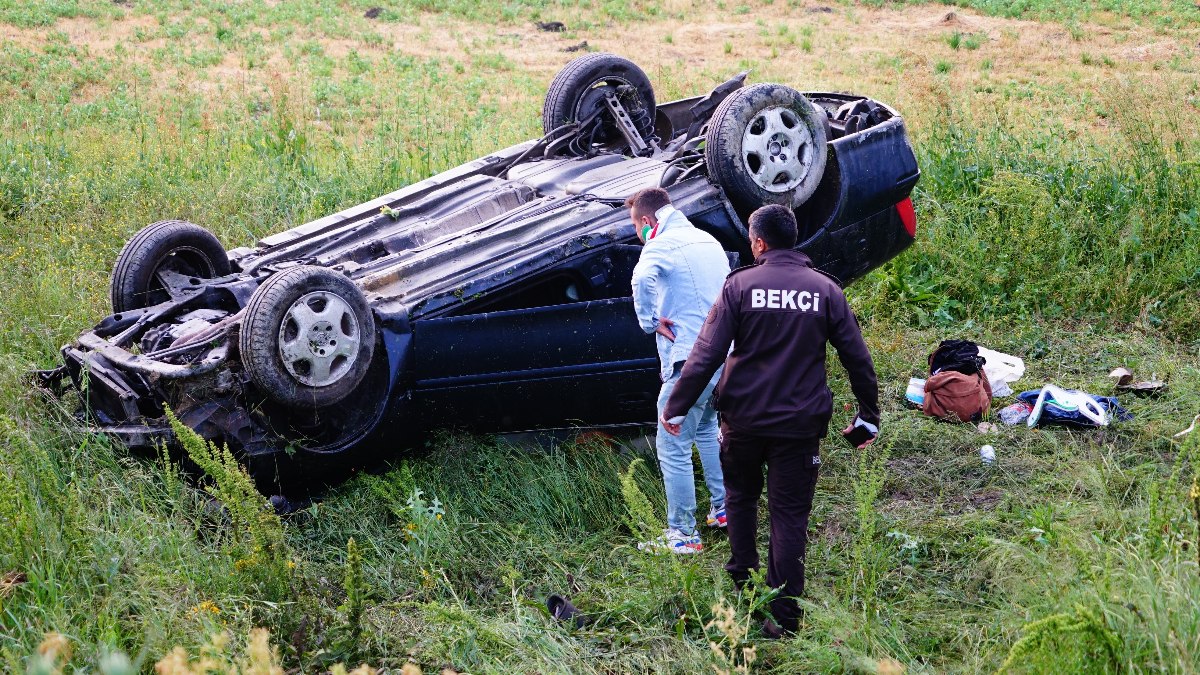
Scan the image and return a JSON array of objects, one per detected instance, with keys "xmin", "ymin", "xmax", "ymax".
[{"xmin": 922, "ymin": 370, "xmax": 992, "ymax": 422}]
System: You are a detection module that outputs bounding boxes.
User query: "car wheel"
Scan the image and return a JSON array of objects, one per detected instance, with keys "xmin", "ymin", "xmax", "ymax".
[
  {"xmin": 110, "ymin": 220, "xmax": 231, "ymax": 313},
  {"xmin": 239, "ymin": 265, "xmax": 376, "ymax": 409},
  {"xmin": 542, "ymin": 52, "xmax": 656, "ymax": 155},
  {"xmin": 705, "ymin": 83, "xmax": 829, "ymax": 214}
]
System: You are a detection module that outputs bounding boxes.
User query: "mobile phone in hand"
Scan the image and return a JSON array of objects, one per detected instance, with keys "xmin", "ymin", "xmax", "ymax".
[{"xmin": 842, "ymin": 425, "xmax": 876, "ymax": 448}]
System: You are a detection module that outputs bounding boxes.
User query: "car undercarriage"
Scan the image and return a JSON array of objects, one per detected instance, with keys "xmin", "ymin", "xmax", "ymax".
[{"xmin": 37, "ymin": 54, "xmax": 919, "ymax": 492}]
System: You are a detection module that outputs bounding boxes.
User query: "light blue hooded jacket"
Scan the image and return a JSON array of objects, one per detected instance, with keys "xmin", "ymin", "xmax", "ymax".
[{"xmin": 631, "ymin": 204, "xmax": 732, "ymax": 380}]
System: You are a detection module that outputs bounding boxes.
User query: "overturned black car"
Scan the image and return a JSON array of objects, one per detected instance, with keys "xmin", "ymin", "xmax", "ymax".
[{"xmin": 42, "ymin": 54, "xmax": 919, "ymax": 491}]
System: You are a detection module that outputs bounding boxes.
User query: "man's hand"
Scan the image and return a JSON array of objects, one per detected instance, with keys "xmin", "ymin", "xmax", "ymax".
[
  {"xmin": 661, "ymin": 412, "xmax": 682, "ymax": 436},
  {"xmin": 655, "ymin": 317, "xmax": 676, "ymax": 342},
  {"xmin": 841, "ymin": 422, "xmax": 877, "ymax": 449}
]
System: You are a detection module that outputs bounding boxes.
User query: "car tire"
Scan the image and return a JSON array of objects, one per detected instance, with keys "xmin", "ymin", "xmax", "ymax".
[
  {"xmin": 110, "ymin": 220, "xmax": 231, "ymax": 313},
  {"xmin": 239, "ymin": 265, "xmax": 376, "ymax": 409},
  {"xmin": 705, "ymin": 83, "xmax": 829, "ymax": 214},
  {"xmin": 542, "ymin": 52, "xmax": 656, "ymax": 154}
]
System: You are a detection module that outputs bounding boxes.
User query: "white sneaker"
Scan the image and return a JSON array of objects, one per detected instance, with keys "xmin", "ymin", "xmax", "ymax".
[
  {"xmin": 706, "ymin": 505, "xmax": 727, "ymax": 529},
  {"xmin": 638, "ymin": 528, "xmax": 703, "ymax": 554}
]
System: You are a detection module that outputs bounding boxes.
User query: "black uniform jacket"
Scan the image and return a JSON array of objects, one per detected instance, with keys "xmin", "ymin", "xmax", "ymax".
[{"xmin": 663, "ymin": 248, "xmax": 880, "ymax": 438}]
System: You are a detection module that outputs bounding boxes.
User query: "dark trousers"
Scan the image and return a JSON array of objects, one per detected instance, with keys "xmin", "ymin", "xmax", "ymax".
[{"xmin": 719, "ymin": 425, "xmax": 821, "ymax": 632}]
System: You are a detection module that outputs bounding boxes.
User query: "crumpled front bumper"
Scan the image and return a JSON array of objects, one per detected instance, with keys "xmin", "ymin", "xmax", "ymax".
[{"xmin": 38, "ymin": 273, "xmax": 277, "ymax": 445}]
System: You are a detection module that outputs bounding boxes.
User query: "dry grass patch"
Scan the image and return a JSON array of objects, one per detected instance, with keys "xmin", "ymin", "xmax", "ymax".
[
  {"xmin": 7, "ymin": 11, "xmax": 1198, "ymax": 160},
  {"xmin": 1, "ymin": 2, "xmax": 1195, "ymax": 135}
]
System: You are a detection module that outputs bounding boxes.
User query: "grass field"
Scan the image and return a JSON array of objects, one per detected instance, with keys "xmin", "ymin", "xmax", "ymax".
[{"xmin": 2, "ymin": 0, "xmax": 1199, "ymax": 672}]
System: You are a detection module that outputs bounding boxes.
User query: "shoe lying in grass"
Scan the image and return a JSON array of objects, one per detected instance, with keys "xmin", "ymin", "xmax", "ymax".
[
  {"xmin": 637, "ymin": 528, "xmax": 703, "ymax": 554},
  {"xmin": 761, "ymin": 617, "xmax": 798, "ymax": 640},
  {"xmin": 546, "ymin": 594, "xmax": 588, "ymax": 628},
  {"xmin": 707, "ymin": 505, "xmax": 727, "ymax": 529}
]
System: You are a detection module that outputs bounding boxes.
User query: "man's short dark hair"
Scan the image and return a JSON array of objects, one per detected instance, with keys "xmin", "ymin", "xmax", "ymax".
[
  {"xmin": 625, "ymin": 187, "xmax": 672, "ymax": 219},
  {"xmin": 748, "ymin": 204, "xmax": 799, "ymax": 250}
]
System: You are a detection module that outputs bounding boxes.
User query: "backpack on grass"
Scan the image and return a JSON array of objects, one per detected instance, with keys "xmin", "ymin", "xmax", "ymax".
[
  {"xmin": 923, "ymin": 369, "xmax": 993, "ymax": 423},
  {"xmin": 922, "ymin": 340, "xmax": 992, "ymax": 423}
]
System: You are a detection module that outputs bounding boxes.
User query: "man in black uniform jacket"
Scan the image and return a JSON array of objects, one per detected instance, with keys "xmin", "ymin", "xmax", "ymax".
[{"xmin": 661, "ymin": 204, "xmax": 880, "ymax": 636}]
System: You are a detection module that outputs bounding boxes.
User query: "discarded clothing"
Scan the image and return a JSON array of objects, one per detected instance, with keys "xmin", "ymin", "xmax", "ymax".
[
  {"xmin": 1017, "ymin": 387, "xmax": 1131, "ymax": 428},
  {"xmin": 928, "ymin": 339, "xmax": 985, "ymax": 376},
  {"xmin": 998, "ymin": 401, "xmax": 1033, "ymax": 426},
  {"xmin": 923, "ymin": 369, "xmax": 992, "ymax": 423}
]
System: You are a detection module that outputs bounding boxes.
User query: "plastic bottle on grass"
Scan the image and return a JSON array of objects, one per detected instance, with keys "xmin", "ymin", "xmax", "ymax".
[{"xmin": 980, "ymin": 445, "xmax": 995, "ymax": 465}]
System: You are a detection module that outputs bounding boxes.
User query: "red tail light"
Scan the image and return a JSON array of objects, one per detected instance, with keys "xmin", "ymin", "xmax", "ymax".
[{"xmin": 896, "ymin": 197, "xmax": 917, "ymax": 238}]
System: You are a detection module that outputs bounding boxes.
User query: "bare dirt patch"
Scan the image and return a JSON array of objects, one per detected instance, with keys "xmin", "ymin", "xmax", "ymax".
[
  {"xmin": 0, "ymin": 13, "xmax": 152, "ymax": 51},
  {"xmin": 949, "ymin": 488, "xmax": 1005, "ymax": 514},
  {"xmin": 54, "ymin": 14, "xmax": 161, "ymax": 52},
  {"xmin": 883, "ymin": 489, "xmax": 918, "ymax": 513},
  {"xmin": 811, "ymin": 514, "xmax": 849, "ymax": 545},
  {"xmin": 932, "ymin": 10, "xmax": 978, "ymax": 30},
  {"xmin": 1118, "ymin": 40, "xmax": 1180, "ymax": 61}
]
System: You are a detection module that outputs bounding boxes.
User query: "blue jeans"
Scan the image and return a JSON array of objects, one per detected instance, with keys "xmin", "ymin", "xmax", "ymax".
[{"xmin": 656, "ymin": 363, "xmax": 725, "ymax": 535}]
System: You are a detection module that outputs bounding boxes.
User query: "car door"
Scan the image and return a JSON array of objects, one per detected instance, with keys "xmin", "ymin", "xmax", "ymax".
[{"xmin": 409, "ymin": 245, "xmax": 661, "ymax": 433}]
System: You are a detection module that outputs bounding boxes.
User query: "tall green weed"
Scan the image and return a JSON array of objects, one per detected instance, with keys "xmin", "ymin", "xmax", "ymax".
[
  {"xmin": 620, "ymin": 457, "xmax": 662, "ymax": 541},
  {"xmin": 998, "ymin": 604, "xmax": 1121, "ymax": 674},
  {"xmin": 165, "ymin": 408, "xmax": 290, "ymax": 594},
  {"xmin": 860, "ymin": 82, "xmax": 1200, "ymax": 339}
]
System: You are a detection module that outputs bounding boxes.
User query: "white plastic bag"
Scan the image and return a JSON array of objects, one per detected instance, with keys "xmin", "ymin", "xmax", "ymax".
[{"xmin": 977, "ymin": 347, "xmax": 1024, "ymax": 397}]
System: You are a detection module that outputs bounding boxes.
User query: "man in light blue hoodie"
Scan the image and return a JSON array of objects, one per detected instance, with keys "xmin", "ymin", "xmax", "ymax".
[{"xmin": 627, "ymin": 187, "xmax": 730, "ymax": 554}]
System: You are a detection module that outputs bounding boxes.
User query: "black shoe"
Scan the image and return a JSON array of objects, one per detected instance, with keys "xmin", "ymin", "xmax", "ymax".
[
  {"xmin": 761, "ymin": 617, "xmax": 797, "ymax": 640},
  {"xmin": 730, "ymin": 572, "xmax": 753, "ymax": 593},
  {"xmin": 547, "ymin": 594, "xmax": 588, "ymax": 628},
  {"xmin": 761, "ymin": 618, "xmax": 787, "ymax": 639}
]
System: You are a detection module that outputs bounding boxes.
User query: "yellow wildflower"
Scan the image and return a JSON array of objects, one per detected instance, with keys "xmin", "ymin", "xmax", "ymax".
[{"xmin": 190, "ymin": 600, "xmax": 220, "ymax": 615}]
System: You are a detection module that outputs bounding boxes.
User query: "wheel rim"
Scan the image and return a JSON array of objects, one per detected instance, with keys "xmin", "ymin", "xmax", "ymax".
[
  {"xmin": 739, "ymin": 105, "xmax": 816, "ymax": 193},
  {"xmin": 277, "ymin": 291, "xmax": 361, "ymax": 387}
]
